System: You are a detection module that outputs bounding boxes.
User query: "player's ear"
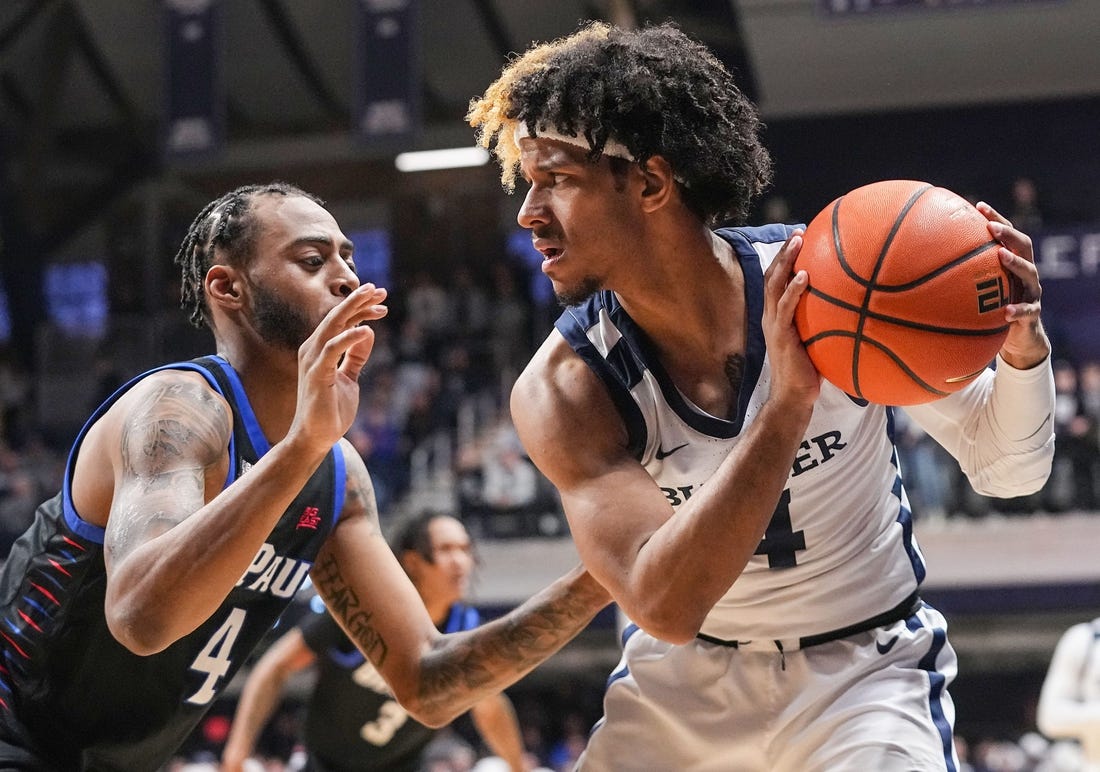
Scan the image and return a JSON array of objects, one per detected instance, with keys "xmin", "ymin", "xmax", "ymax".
[
  {"xmin": 639, "ymin": 155, "xmax": 676, "ymax": 213},
  {"xmin": 205, "ymin": 264, "xmax": 244, "ymax": 313}
]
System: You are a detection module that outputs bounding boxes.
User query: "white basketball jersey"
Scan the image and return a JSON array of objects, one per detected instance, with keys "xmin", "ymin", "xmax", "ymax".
[{"xmin": 554, "ymin": 224, "xmax": 927, "ymax": 641}]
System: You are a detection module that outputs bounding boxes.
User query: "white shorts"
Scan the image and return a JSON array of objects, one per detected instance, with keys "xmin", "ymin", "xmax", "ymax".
[{"xmin": 578, "ymin": 602, "xmax": 959, "ymax": 772}]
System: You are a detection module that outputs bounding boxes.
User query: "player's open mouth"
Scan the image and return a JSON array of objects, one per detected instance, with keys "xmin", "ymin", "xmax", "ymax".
[{"xmin": 539, "ymin": 247, "xmax": 562, "ymax": 271}]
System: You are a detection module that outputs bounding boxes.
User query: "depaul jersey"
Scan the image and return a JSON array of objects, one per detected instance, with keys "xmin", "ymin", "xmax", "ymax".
[
  {"xmin": 554, "ymin": 224, "xmax": 927, "ymax": 643},
  {"xmin": 0, "ymin": 356, "xmax": 345, "ymax": 771},
  {"xmin": 299, "ymin": 602, "xmax": 481, "ymax": 772}
]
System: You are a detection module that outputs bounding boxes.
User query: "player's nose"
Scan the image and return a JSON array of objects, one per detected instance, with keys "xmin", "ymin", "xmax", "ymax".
[{"xmin": 517, "ymin": 187, "xmax": 550, "ymax": 229}]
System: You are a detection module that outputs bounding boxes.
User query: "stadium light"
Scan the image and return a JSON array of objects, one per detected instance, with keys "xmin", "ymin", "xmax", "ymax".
[{"xmin": 394, "ymin": 146, "xmax": 489, "ymax": 172}]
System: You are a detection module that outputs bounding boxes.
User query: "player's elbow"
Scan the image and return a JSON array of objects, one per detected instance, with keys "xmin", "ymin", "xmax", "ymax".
[
  {"xmin": 963, "ymin": 438, "xmax": 1055, "ymax": 498},
  {"xmin": 627, "ymin": 600, "xmax": 704, "ymax": 645},
  {"xmin": 391, "ymin": 687, "xmax": 456, "ymax": 729},
  {"xmin": 106, "ymin": 605, "xmax": 171, "ymax": 656}
]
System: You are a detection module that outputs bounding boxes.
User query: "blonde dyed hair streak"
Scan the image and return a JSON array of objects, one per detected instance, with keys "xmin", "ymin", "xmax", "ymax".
[{"xmin": 466, "ymin": 22, "xmax": 613, "ymax": 192}]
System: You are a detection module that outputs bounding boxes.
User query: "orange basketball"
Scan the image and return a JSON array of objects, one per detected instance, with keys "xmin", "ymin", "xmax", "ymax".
[{"xmin": 793, "ymin": 179, "xmax": 1013, "ymax": 406}]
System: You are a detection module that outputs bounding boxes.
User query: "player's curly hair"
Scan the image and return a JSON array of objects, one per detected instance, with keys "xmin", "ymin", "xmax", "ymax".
[
  {"xmin": 173, "ymin": 182, "xmax": 322, "ymax": 329},
  {"xmin": 467, "ymin": 21, "xmax": 773, "ymax": 226}
]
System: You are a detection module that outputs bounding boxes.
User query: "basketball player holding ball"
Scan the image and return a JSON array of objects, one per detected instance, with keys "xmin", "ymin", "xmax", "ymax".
[{"xmin": 469, "ymin": 21, "xmax": 1055, "ymax": 771}]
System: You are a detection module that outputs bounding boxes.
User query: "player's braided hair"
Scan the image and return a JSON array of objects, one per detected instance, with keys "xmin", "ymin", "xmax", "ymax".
[
  {"xmin": 173, "ymin": 182, "xmax": 322, "ymax": 329},
  {"xmin": 467, "ymin": 21, "xmax": 773, "ymax": 226}
]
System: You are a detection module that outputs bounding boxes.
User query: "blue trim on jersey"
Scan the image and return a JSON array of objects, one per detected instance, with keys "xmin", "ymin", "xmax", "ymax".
[
  {"xmin": 606, "ymin": 663, "xmax": 630, "ymax": 691},
  {"xmin": 59, "ymin": 361, "xmax": 232, "ymax": 544},
  {"xmin": 331, "ymin": 445, "xmax": 346, "ymax": 529},
  {"xmin": 620, "ymin": 622, "xmax": 639, "ymax": 649},
  {"xmin": 21, "ymin": 597, "xmax": 50, "ymax": 616},
  {"xmin": 719, "ymin": 226, "xmax": 781, "ymax": 426},
  {"xmin": 912, "ymin": 609, "xmax": 957, "ymax": 772},
  {"xmin": 725, "ymin": 222, "xmax": 799, "ymax": 246},
  {"xmin": 557, "ymin": 300, "xmax": 648, "ymax": 458},
  {"xmin": 207, "ymin": 356, "xmax": 271, "ymax": 456},
  {"xmin": 326, "ymin": 645, "xmax": 366, "ymax": 669},
  {"xmin": 888, "ymin": 407, "xmax": 928, "ymax": 585},
  {"xmin": 443, "ymin": 603, "xmax": 481, "ymax": 634}
]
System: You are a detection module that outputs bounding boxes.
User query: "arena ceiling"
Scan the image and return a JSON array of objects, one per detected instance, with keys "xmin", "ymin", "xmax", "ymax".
[{"xmin": 1, "ymin": 0, "xmax": 1098, "ymax": 256}]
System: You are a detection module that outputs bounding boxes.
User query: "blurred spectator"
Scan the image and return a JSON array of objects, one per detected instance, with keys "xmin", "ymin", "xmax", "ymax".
[
  {"xmin": 1079, "ymin": 360, "xmax": 1100, "ymax": 502},
  {"xmin": 894, "ymin": 408, "xmax": 953, "ymax": 522},
  {"xmin": 449, "ymin": 264, "xmax": 492, "ymax": 355},
  {"xmin": 480, "ymin": 425, "xmax": 539, "ymax": 514},
  {"xmin": 348, "ymin": 389, "xmax": 408, "ymax": 517},
  {"xmin": 0, "ymin": 344, "xmax": 31, "ymax": 448},
  {"xmin": 1042, "ymin": 361, "xmax": 1097, "ymax": 512},
  {"xmin": 0, "ymin": 445, "xmax": 38, "ymax": 555},
  {"xmin": 422, "ymin": 729, "xmax": 478, "ymax": 772},
  {"xmin": 405, "ymin": 270, "xmax": 452, "ymax": 360},
  {"xmin": 1080, "ymin": 361, "xmax": 1100, "ymax": 421},
  {"xmin": 546, "ymin": 714, "xmax": 588, "ymax": 772},
  {"xmin": 761, "ymin": 193, "xmax": 799, "ymax": 225},
  {"xmin": 1009, "ymin": 177, "xmax": 1046, "ymax": 232},
  {"xmin": 488, "ymin": 262, "xmax": 532, "ymax": 392}
]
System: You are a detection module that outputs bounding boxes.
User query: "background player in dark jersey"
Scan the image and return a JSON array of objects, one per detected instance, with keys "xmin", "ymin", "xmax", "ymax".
[
  {"xmin": 468, "ymin": 21, "xmax": 1054, "ymax": 772},
  {"xmin": 222, "ymin": 512, "xmax": 526, "ymax": 772},
  {"xmin": 0, "ymin": 182, "xmax": 609, "ymax": 771}
]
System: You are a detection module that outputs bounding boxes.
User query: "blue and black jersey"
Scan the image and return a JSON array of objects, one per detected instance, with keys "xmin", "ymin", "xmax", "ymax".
[{"xmin": 0, "ymin": 355, "xmax": 344, "ymax": 771}]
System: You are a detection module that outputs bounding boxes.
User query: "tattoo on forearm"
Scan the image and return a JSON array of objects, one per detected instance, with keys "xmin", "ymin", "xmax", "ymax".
[
  {"xmin": 415, "ymin": 580, "xmax": 602, "ymax": 713},
  {"xmin": 313, "ymin": 553, "xmax": 389, "ymax": 665}
]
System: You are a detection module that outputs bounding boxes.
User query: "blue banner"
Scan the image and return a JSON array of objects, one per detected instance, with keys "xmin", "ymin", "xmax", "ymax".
[
  {"xmin": 1032, "ymin": 225, "xmax": 1100, "ymax": 363},
  {"xmin": 163, "ymin": 0, "xmax": 223, "ymax": 158},
  {"xmin": 354, "ymin": 0, "xmax": 421, "ymax": 142}
]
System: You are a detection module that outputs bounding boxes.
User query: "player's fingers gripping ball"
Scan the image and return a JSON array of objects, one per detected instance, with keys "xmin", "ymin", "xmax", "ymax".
[{"xmin": 793, "ymin": 179, "xmax": 1014, "ymax": 406}]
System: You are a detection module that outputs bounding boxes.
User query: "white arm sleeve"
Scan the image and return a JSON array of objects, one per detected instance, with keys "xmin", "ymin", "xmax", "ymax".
[{"xmin": 903, "ymin": 354, "xmax": 1055, "ymax": 497}]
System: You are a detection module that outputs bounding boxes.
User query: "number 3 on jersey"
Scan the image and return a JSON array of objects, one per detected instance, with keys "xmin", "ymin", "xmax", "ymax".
[{"xmin": 186, "ymin": 607, "xmax": 246, "ymax": 705}]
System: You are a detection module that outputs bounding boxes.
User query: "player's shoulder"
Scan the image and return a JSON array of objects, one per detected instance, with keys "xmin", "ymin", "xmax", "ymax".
[
  {"xmin": 515, "ymin": 331, "xmax": 609, "ymax": 418},
  {"xmin": 716, "ymin": 223, "xmax": 802, "ymax": 252},
  {"xmin": 101, "ymin": 367, "xmax": 231, "ymax": 444}
]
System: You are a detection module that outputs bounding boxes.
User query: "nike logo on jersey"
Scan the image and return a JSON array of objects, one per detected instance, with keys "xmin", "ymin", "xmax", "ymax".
[
  {"xmin": 655, "ymin": 443, "xmax": 688, "ymax": 460},
  {"xmin": 876, "ymin": 634, "xmax": 900, "ymax": 655}
]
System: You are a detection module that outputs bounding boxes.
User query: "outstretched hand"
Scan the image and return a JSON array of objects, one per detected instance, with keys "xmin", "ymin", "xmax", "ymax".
[
  {"xmin": 762, "ymin": 230, "xmax": 820, "ymax": 410},
  {"xmin": 291, "ymin": 283, "xmax": 389, "ymax": 452},
  {"xmin": 976, "ymin": 202, "xmax": 1051, "ymax": 370}
]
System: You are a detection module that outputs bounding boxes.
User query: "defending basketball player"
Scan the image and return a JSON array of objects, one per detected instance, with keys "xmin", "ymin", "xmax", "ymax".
[
  {"xmin": 469, "ymin": 21, "xmax": 1055, "ymax": 771},
  {"xmin": 0, "ymin": 183, "xmax": 609, "ymax": 770}
]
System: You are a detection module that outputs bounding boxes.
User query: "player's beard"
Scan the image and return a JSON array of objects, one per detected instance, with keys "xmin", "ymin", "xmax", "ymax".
[
  {"xmin": 251, "ymin": 283, "xmax": 314, "ymax": 351},
  {"xmin": 555, "ymin": 276, "xmax": 602, "ymax": 308}
]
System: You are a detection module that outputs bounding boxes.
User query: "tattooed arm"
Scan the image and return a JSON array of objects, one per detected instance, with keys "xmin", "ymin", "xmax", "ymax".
[
  {"xmin": 311, "ymin": 443, "xmax": 610, "ymax": 727},
  {"xmin": 90, "ymin": 284, "xmax": 386, "ymax": 654},
  {"xmin": 92, "ymin": 370, "xmax": 332, "ymax": 654}
]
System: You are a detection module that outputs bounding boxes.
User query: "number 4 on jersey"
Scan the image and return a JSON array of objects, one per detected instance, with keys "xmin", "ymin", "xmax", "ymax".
[
  {"xmin": 186, "ymin": 607, "xmax": 246, "ymax": 705},
  {"xmin": 753, "ymin": 489, "xmax": 806, "ymax": 568}
]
